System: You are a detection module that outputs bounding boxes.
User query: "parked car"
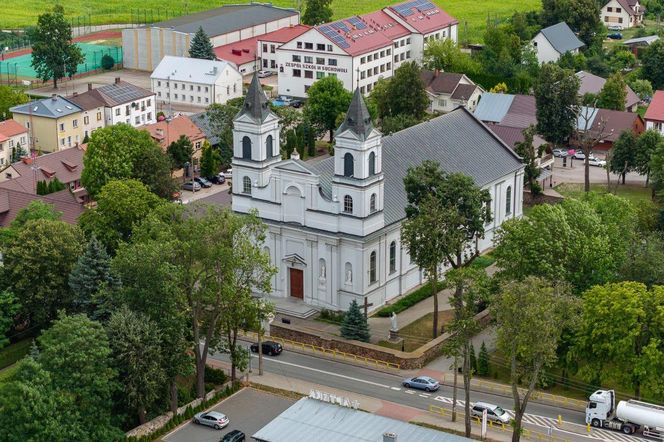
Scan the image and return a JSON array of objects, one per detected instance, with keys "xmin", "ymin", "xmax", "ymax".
[
  {"xmin": 573, "ymin": 150, "xmax": 586, "ymax": 160},
  {"xmin": 588, "ymin": 157, "xmax": 607, "ymax": 167},
  {"xmin": 552, "ymin": 148, "xmax": 568, "ymax": 157},
  {"xmin": 250, "ymin": 341, "xmax": 283, "ymax": 356},
  {"xmin": 220, "ymin": 430, "xmax": 245, "ymax": 442},
  {"xmin": 607, "ymin": 24, "xmax": 622, "ymax": 31},
  {"xmin": 194, "ymin": 177, "xmax": 213, "ymax": 188},
  {"xmin": 257, "ymin": 70, "xmax": 273, "ymax": 78},
  {"xmin": 402, "ymin": 376, "xmax": 440, "ymax": 392},
  {"xmin": 470, "ymin": 402, "xmax": 511, "ymax": 424},
  {"xmin": 607, "ymin": 32, "xmax": 623, "ymax": 40},
  {"xmin": 290, "ymin": 99, "xmax": 303, "ymax": 108},
  {"xmin": 222, "ymin": 168, "xmax": 233, "ymax": 179},
  {"xmin": 207, "ymin": 174, "xmax": 226, "ymax": 185},
  {"xmin": 182, "ymin": 181, "xmax": 201, "ymax": 192},
  {"xmin": 193, "ymin": 411, "xmax": 229, "ymax": 429}
]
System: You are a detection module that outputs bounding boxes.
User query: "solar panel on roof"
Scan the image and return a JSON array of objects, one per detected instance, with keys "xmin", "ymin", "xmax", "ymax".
[
  {"xmin": 347, "ymin": 17, "xmax": 367, "ymax": 30},
  {"xmin": 338, "ymin": 41, "xmax": 350, "ymax": 49},
  {"xmin": 331, "ymin": 21, "xmax": 350, "ymax": 32},
  {"xmin": 319, "ymin": 25, "xmax": 332, "ymax": 32},
  {"xmin": 418, "ymin": 0, "xmax": 436, "ymax": 10}
]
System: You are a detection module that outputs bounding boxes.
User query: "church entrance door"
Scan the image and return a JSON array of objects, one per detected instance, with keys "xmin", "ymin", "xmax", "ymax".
[{"xmin": 289, "ymin": 268, "xmax": 304, "ymax": 299}]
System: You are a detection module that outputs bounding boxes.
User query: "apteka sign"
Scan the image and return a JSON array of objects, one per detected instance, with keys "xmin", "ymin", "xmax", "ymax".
[{"xmin": 309, "ymin": 389, "xmax": 360, "ymax": 409}]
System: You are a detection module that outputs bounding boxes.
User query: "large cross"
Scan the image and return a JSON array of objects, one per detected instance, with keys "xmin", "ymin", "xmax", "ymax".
[{"xmin": 363, "ymin": 297, "xmax": 374, "ymax": 318}]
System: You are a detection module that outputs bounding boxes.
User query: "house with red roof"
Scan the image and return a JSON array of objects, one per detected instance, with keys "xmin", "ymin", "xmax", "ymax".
[
  {"xmin": 275, "ymin": 0, "xmax": 458, "ymax": 97},
  {"xmin": 645, "ymin": 90, "xmax": 664, "ymax": 136},
  {"xmin": 0, "ymin": 119, "xmax": 28, "ymax": 167},
  {"xmin": 601, "ymin": 0, "xmax": 644, "ymax": 29}
]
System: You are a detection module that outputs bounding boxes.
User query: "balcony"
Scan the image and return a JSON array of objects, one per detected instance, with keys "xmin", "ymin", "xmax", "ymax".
[{"xmin": 537, "ymin": 154, "xmax": 554, "ymax": 168}]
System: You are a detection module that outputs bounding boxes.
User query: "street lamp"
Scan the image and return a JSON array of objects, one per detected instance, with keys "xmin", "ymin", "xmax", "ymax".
[{"xmin": 184, "ymin": 161, "xmax": 190, "ymax": 179}]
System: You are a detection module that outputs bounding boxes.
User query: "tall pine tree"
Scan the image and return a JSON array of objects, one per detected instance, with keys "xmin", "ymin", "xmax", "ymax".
[
  {"xmin": 340, "ymin": 300, "xmax": 370, "ymax": 342},
  {"xmin": 68, "ymin": 235, "xmax": 117, "ymax": 317},
  {"xmin": 189, "ymin": 26, "xmax": 216, "ymax": 60},
  {"xmin": 469, "ymin": 342, "xmax": 478, "ymax": 374},
  {"xmin": 477, "ymin": 341, "xmax": 490, "ymax": 376}
]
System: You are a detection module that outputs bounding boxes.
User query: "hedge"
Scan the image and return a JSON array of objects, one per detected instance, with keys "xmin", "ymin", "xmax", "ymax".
[{"xmin": 375, "ymin": 281, "xmax": 444, "ymax": 317}]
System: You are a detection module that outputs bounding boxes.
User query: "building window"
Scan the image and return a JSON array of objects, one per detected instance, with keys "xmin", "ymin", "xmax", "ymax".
[
  {"xmin": 270, "ymin": 45, "xmax": 275, "ymax": 53},
  {"xmin": 317, "ymin": 43, "xmax": 325, "ymax": 50},
  {"xmin": 304, "ymin": 56, "xmax": 313, "ymax": 63},
  {"xmin": 369, "ymin": 251, "xmax": 377, "ymax": 283},
  {"xmin": 293, "ymin": 69, "xmax": 301, "ymax": 77},
  {"xmin": 369, "ymin": 151, "xmax": 375, "ymax": 175},
  {"xmin": 304, "ymin": 70, "xmax": 313, "ymax": 79},
  {"xmin": 343, "ymin": 153, "xmax": 354, "ymax": 177},
  {"xmin": 297, "ymin": 42, "xmax": 302, "ymax": 48},
  {"xmin": 607, "ymin": 6, "xmax": 612, "ymax": 11},
  {"xmin": 316, "ymin": 57, "xmax": 325, "ymax": 65},
  {"xmin": 506, "ymin": 186, "xmax": 512, "ymax": 215},
  {"xmin": 271, "ymin": 60, "xmax": 276, "ymax": 68},
  {"xmin": 380, "ymin": 50, "xmax": 385, "ymax": 57},
  {"xmin": 361, "ymin": 56, "xmax": 366, "ymax": 64},
  {"xmin": 83, "ymin": 116, "xmax": 89, "ymax": 125},
  {"xmin": 242, "ymin": 136, "xmax": 252, "ymax": 159},
  {"xmin": 305, "ymin": 42, "xmax": 313, "ymax": 49},
  {"xmin": 386, "ymin": 48, "xmax": 391, "ymax": 55},
  {"xmin": 406, "ymin": 51, "xmax": 411, "ymax": 59},
  {"xmin": 394, "ymin": 55, "xmax": 399, "ymax": 63},
  {"xmin": 242, "ymin": 176, "xmax": 252, "ymax": 194},
  {"xmin": 343, "ymin": 195, "xmax": 353, "ymax": 214},
  {"xmin": 205, "ymin": 86, "xmax": 209, "ymax": 92},
  {"xmin": 360, "ymin": 71, "xmax": 366, "ymax": 79},
  {"xmin": 316, "ymin": 72, "xmax": 325, "ymax": 79},
  {"xmin": 616, "ymin": 7, "xmax": 621, "ymax": 12},
  {"xmin": 293, "ymin": 54, "xmax": 301, "ymax": 62},
  {"xmin": 327, "ymin": 44, "xmax": 333, "ymax": 51},
  {"xmin": 266, "ymin": 134, "xmax": 273, "ymax": 156},
  {"xmin": 263, "ymin": 44, "xmax": 268, "ymax": 52},
  {"xmin": 389, "ymin": 241, "xmax": 396, "ymax": 273},
  {"xmin": 59, "ymin": 123, "xmax": 65, "ymax": 131},
  {"xmin": 329, "ymin": 73, "xmax": 337, "ymax": 78},
  {"xmin": 370, "ymin": 193, "xmax": 377, "ymax": 213},
  {"xmin": 328, "ymin": 58, "xmax": 337, "ymax": 66},
  {"xmin": 367, "ymin": 54, "xmax": 373, "ymax": 62},
  {"xmin": 157, "ymin": 80, "xmax": 161, "ymax": 87}
]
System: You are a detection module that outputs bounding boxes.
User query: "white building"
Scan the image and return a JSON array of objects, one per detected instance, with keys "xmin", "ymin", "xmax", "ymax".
[
  {"xmin": 122, "ymin": 3, "xmax": 300, "ymax": 71},
  {"xmin": 66, "ymin": 87, "xmax": 107, "ymax": 140},
  {"xmin": 531, "ymin": 22, "xmax": 585, "ymax": 64},
  {"xmin": 0, "ymin": 120, "xmax": 28, "ymax": 167},
  {"xmin": 420, "ymin": 70, "xmax": 483, "ymax": 113},
  {"xmin": 276, "ymin": 0, "xmax": 458, "ymax": 98},
  {"xmin": 601, "ymin": 0, "xmax": 643, "ymax": 29},
  {"xmin": 151, "ymin": 56, "xmax": 243, "ymax": 110},
  {"xmin": 644, "ymin": 90, "xmax": 664, "ymax": 136},
  {"xmin": 232, "ymin": 74, "xmax": 524, "ymax": 312}
]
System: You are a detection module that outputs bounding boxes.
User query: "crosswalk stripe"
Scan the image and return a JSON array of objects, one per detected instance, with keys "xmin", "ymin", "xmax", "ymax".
[
  {"xmin": 435, "ymin": 396, "xmax": 452, "ymax": 403},
  {"xmin": 405, "ymin": 390, "xmax": 415, "ymax": 394}
]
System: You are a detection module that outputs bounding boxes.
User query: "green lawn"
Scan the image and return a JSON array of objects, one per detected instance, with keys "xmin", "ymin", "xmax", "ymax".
[
  {"xmin": 379, "ymin": 309, "xmax": 454, "ymax": 352},
  {"xmin": 0, "ymin": 338, "xmax": 32, "ymax": 370},
  {"xmin": 5, "ymin": 0, "xmax": 540, "ymax": 43},
  {"xmin": 555, "ymin": 182, "xmax": 654, "ymax": 206},
  {"xmin": 0, "ymin": 364, "xmax": 19, "ymax": 386}
]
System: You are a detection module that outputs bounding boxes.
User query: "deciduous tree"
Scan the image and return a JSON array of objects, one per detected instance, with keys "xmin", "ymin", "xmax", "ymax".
[
  {"xmin": 189, "ymin": 26, "xmax": 216, "ymax": 60},
  {"xmin": 629, "ymin": 78, "xmax": 653, "ymax": 101},
  {"xmin": 0, "ymin": 85, "xmax": 29, "ymax": 121},
  {"xmin": 535, "ymin": 64, "xmax": 579, "ymax": 148},
  {"xmin": 598, "ymin": 73, "xmax": 627, "ymax": 111},
  {"xmin": 423, "ymin": 38, "xmax": 479, "ymax": 74},
  {"xmin": 304, "ymin": 76, "xmax": 352, "ymax": 141},
  {"xmin": 642, "ymin": 40, "xmax": 664, "ymax": 89},
  {"xmin": 635, "ymin": 130, "xmax": 663, "ymax": 186},
  {"xmin": 167, "ymin": 135, "xmax": 194, "ymax": 171},
  {"xmin": 0, "ymin": 291, "xmax": 18, "ymax": 349},
  {"xmin": 302, "ymin": 0, "xmax": 333, "ymax": 25},
  {"xmin": 132, "ymin": 143, "xmax": 178, "ymax": 199},
  {"xmin": 371, "ymin": 62, "xmax": 429, "ymax": 120},
  {"xmin": 206, "ymin": 99, "xmax": 243, "ymax": 168},
  {"xmin": 514, "ymin": 125, "xmax": 543, "ymax": 195},
  {"xmin": 200, "ymin": 141, "xmax": 221, "ymax": 177},
  {"xmin": 609, "ymin": 130, "xmax": 638, "ymax": 184}
]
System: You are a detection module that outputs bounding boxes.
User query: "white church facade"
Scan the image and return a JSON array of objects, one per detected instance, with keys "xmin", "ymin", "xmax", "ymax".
[{"xmin": 232, "ymin": 74, "xmax": 525, "ymax": 312}]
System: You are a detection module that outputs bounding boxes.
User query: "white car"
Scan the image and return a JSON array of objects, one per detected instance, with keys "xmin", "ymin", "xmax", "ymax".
[
  {"xmin": 222, "ymin": 168, "xmax": 233, "ymax": 179},
  {"xmin": 588, "ymin": 157, "xmax": 606, "ymax": 167},
  {"xmin": 471, "ymin": 402, "xmax": 512, "ymax": 424},
  {"xmin": 257, "ymin": 70, "xmax": 273, "ymax": 78},
  {"xmin": 573, "ymin": 150, "xmax": 586, "ymax": 160},
  {"xmin": 552, "ymin": 149, "xmax": 567, "ymax": 157}
]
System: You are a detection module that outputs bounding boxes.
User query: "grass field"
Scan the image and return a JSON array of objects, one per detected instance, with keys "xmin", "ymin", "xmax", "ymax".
[
  {"xmin": 555, "ymin": 182, "xmax": 654, "ymax": 206},
  {"xmin": 3, "ymin": 0, "xmax": 541, "ymax": 43},
  {"xmin": 379, "ymin": 309, "xmax": 455, "ymax": 352}
]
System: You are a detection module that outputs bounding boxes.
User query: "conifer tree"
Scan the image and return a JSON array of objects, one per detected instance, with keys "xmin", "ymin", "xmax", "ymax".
[
  {"xmin": 189, "ymin": 26, "xmax": 216, "ymax": 60},
  {"xmin": 477, "ymin": 341, "xmax": 490, "ymax": 376},
  {"xmin": 469, "ymin": 342, "xmax": 478, "ymax": 374},
  {"xmin": 68, "ymin": 235, "xmax": 117, "ymax": 317},
  {"xmin": 340, "ymin": 300, "xmax": 370, "ymax": 342}
]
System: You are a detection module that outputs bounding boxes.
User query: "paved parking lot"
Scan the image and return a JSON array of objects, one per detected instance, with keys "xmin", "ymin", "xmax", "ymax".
[{"xmin": 162, "ymin": 388, "xmax": 296, "ymax": 442}]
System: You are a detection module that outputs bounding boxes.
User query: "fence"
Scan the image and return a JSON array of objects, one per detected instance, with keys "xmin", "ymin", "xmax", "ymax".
[{"xmin": 472, "ymin": 379, "xmax": 587, "ymax": 411}]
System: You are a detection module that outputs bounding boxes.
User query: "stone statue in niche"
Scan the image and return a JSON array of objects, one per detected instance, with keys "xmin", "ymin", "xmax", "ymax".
[
  {"xmin": 320, "ymin": 262, "xmax": 326, "ymax": 279},
  {"xmin": 390, "ymin": 312, "xmax": 398, "ymax": 332},
  {"xmin": 345, "ymin": 268, "xmax": 352, "ymax": 284}
]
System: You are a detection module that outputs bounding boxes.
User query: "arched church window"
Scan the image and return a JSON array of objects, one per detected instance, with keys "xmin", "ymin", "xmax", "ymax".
[
  {"xmin": 243, "ymin": 176, "xmax": 252, "ymax": 194},
  {"xmin": 369, "ymin": 151, "xmax": 376, "ymax": 175},
  {"xmin": 343, "ymin": 195, "xmax": 353, "ymax": 214},
  {"xmin": 343, "ymin": 153, "xmax": 354, "ymax": 177},
  {"xmin": 242, "ymin": 136, "xmax": 252, "ymax": 160},
  {"xmin": 369, "ymin": 251, "xmax": 377, "ymax": 283},
  {"xmin": 506, "ymin": 186, "xmax": 512, "ymax": 215},
  {"xmin": 370, "ymin": 193, "xmax": 377, "ymax": 213},
  {"xmin": 266, "ymin": 135, "xmax": 274, "ymax": 157}
]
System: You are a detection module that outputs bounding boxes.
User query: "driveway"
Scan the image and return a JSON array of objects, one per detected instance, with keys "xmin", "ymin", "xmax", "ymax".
[
  {"xmin": 162, "ymin": 387, "xmax": 295, "ymax": 442},
  {"xmin": 550, "ymin": 156, "xmax": 646, "ymax": 187}
]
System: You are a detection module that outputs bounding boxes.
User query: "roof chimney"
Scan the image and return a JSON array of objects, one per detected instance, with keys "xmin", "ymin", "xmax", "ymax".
[
  {"xmin": 115, "ymin": 77, "xmax": 121, "ymax": 84},
  {"xmin": 88, "ymin": 83, "xmax": 93, "ymax": 91},
  {"xmin": 383, "ymin": 432, "xmax": 397, "ymax": 442},
  {"xmin": 51, "ymin": 94, "xmax": 57, "ymax": 101},
  {"xmin": 291, "ymin": 150, "xmax": 300, "ymax": 160},
  {"xmin": 21, "ymin": 157, "xmax": 33, "ymax": 165}
]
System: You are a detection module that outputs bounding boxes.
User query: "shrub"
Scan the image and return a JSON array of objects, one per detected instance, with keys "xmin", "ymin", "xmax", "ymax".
[
  {"xmin": 319, "ymin": 309, "xmax": 345, "ymax": 324},
  {"xmin": 340, "ymin": 300, "xmax": 370, "ymax": 342},
  {"xmin": 204, "ymin": 366, "xmax": 227, "ymax": 385},
  {"xmin": 376, "ymin": 281, "xmax": 443, "ymax": 317},
  {"xmin": 101, "ymin": 54, "xmax": 114, "ymax": 70}
]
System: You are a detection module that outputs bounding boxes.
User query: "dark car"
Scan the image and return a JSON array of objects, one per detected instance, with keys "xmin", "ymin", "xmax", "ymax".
[
  {"xmin": 607, "ymin": 32, "xmax": 623, "ymax": 40},
  {"xmin": 194, "ymin": 177, "xmax": 213, "ymax": 188},
  {"xmin": 207, "ymin": 174, "xmax": 226, "ymax": 185},
  {"xmin": 220, "ymin": 430, "xmax": 245, "ymax": 442},
  {"xmin": 250, "ymin": 340, "xmax": 283, "ymax": 356},
  {"xmin": 290, "ymin": 99, "xmax": 303, "ymax": 108}
]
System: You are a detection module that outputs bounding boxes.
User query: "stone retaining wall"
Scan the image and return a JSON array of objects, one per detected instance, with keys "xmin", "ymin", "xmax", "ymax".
[{"xmin": 270, "ymin": 310, "xmax": 491, "ymax": 370}]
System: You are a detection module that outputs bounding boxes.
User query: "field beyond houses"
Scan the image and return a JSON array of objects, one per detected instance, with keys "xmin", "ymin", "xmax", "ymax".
[{"xmin": 3, "ymin": 0, "xmax": 540, "ymax": 43}]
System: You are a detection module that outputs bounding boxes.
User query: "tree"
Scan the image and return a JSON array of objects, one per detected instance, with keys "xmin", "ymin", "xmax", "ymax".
[
  {"xmin": 380, "ymin": 114, "xmax": 421, "ymax": 135},
  {"xmin": 29, "ymin": 6, "xmax": 83, "ymax": 89},
  {"xmin": 642, "ymin": 40, "xmax": 664, "ymax": 90},
  {"xmin": 629, "ymin": 78, "xmax": 653, "ymax": 101},
  {"xmin": 81, "ymin": 124, "xmax": 165, "ymax": 198},
  {"xmin": 477, "ymin": 341, "xmax": 490, "ymax": 376},
  {"xmin": 469, "ymin": 342, "xmax": 478, "ymax": 374},
  {"xmin": 10, "ymin": 142, "xmax": 27, "ymax": 163},
  {"xmin": 575, "ymin": 98, "xmax": 610, "ymax": 191},
  {"xmin": 0, "ymin": 200, "xmax": 62, "ymax": 246},
  {"xmin": 573, "ymin": 282, "xmax": 664, "ymax": 399},
  {"xmin": 371, "ymin": 62, "xmax": 429, "ymax": 120},
  {"xmin": 534, "ymin": 64, "xmax": 579, "ymax": 148},
  {"xmin": 68, "ymin": 235, "xmax": 117, "ymax": 318},
  {"xmin": 100, "ymin": 54, "xmax": 114, "ymax": 70},
  {"xmin": 206, "ymin": 99, "xmax": 243, "ymax": 169},
  {"xmin": 37, "ymin": 314, "xmax": 121, "ymax": 440},
  {"xmin": 493, "ymin": 277, "xmax": 578, "ymax": 442},
  {"xmin": 423, "ymin": 38, "xmax": 479, "ymax": 74},
  {"xmin": 514, "ymin": 126, "xmax": 543, "ymax": 195},
  {"xmin": 647, "ymin": 137, "xmax": 664, "ymax": 193},
  {"xmin": 302, "ymin": 0, "xmax": 333, "ymax": 25},
  {"xmin": 107, "ymin": 307, "xmax": 165, "ymax": 424},
  {"xmin": 340, "ymin": 300, "xmax": 370, "ymax": 342},
  {"xmin": 79, "ymin": 179, "xmax": 165, "ymax": 254},
  {"xmin": 489, "ymin": 82, "xmax": 509, "ymax": 93},
  {"xmin": 167, "ymin": 135, "xmax": 194, "ymax": 171},
  {"xmin": 189, "ymin": 26, "xmax": 215, "ymax": 60},
  {"xmin": 541, "ymin": 0, "xmax": 602, "ymax": 48},
  {"xmin": 131, "ymin": 143, "xmax": 177, "ymax": 199},
  {"xmin": 620, "ymin": 234, "xmax": 664, "ymax": 286},
  {"xmin": 200, "ymin": 141, "xmax": 221, "ymax": 177},
  {"xmin": 598, "ymin": 73, "xmax": 627, "ymax": 111},
  {"xmin": 0, "ymin": 85, "xmax": 29, "ymax": 121},
  {"xmin": 2, "ymin": 220, "xmax": 84, "ymax": 326},
  {"xmin": 304, "ymin": 76, "xmax": 352, "ymax": 141},
  {"xmin": 635, "ymin": 130, "xmax": 663, "ymax": 187},
  {"xmin": 0, "ymin": 291, "xmax": 19, "ymax": 349},
  {"xmin": 609, "ymin": 130, "xmax": 638, "ymax": 184}
]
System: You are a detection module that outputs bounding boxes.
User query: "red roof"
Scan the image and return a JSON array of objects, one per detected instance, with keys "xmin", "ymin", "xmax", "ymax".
[
  {"xmin": 214, "ymin": 25, "xmax": 311, "ymax": 66},
  {"xmin": 0, "ymin": 187, "xmax": 84, "ymax": 227},
  {"xmin": 140, "ymin": 115, "xmax": 206, "ymax": 149},
  {"xmin": 386, "ymin": 1, "xmax": 457, "ymax": 34},
  {"xmin": 0, "ymin": 119, "xmax": 28, "ymax": 142},
  {"xmin": 645, "ymin": 90, "xmax": 664, "ymax": 123}
]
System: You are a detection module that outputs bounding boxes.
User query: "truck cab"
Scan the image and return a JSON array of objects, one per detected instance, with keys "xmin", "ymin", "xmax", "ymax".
[{"xmin": 586, "ymin": 390, "xmax": 615, "ymax": 425}]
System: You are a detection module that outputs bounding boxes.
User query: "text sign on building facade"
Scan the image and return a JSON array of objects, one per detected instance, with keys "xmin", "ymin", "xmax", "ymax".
[
  {"xmin": 309, "ymin": 389, "xmax": 360, "ymax": 409},
  {"xmin": 284, "ymin": 62, "xmax": 349, "ymax": 74}
]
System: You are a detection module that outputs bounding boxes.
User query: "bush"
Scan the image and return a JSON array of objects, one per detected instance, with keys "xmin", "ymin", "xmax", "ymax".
[
  {"xmin": 177, "ymin": 383, "xmax": 193, "ymax": 406},
  {"xmin": 319, "ymin": 309, "xmax": 345, "ymax": 324},
  {"xmin": 204, "ymin": 366, "xmax": 227, "ymax": 385},
  {"xmin": 469, "ymin": 253, "xmax": 495, "ymax": 270},
  {"xmin": 376, "ymin": 281, "xmax": 443, "ymax": 317},
  {"xmin": 101, "ymin": 54, "xmax": 114, "ymax": 70}
]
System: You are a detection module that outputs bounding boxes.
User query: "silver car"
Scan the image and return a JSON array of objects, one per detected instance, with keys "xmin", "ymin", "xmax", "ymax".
[
  {"xmin": 193, "ymin": 411, "xmax": 229, "ymax": 429},
  {"xmin": 471, "ymin": 402, "xmax": 511, "ymax": 424},
  {"xmin": 402, "ymin": 376, "xmax": 440, "ymax": 392}
]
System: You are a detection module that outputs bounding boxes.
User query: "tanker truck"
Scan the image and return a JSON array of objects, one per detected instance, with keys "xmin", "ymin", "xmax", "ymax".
[{"xmin": 586, "ymin": 390, "xmax": 664, "ymax": 440}]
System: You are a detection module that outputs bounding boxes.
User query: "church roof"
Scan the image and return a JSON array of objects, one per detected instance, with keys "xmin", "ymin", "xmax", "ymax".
[
  {"xmin": 310, "ymin": 107, "xmax": 523, "ymax": 226},
  {"xmin": 236, "ymin": 72, "xmax": 273, "ymax": 123},
  {"xmin": 335, "ymin": 88, "xmax": 374, "ymax": 141}
]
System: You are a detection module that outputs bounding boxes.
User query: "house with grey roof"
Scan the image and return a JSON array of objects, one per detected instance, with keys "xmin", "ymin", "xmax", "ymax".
[
  {"xmin": 531, "ymin": 22, "xmax": 585, "ymax": 64},
  {"xmin": 230, "ymin": 73, "xmax": 524, "ymax": 314},
  {"xmin": 122, "ymin": 3, "xmax": 300, "ymax": 71},
  {"xmin": 151, "ymin": 56, "xmax": 242, "ymax": 109},
  {"xmin": 576, "ymin": 70, "xmax": 640, "ymax": 112},
  {"xmin": 420, "ymin": 70, "xmax": 484, "ymax": 113}
]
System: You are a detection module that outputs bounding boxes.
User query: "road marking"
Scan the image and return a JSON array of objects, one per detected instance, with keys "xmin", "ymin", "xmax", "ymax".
[
  {"xmin": 435, "ymin": 396, "xmax": 452, "ymax": 403},
  {"xmin": 405, "ymin": 390, "xmax": 416, "ymax": 395},
  {"xmin": 257, "ymin": 356, "xmax": 394, "ymax": 389},
  {"xmin": 419, "ymin": 394, "xmax": 430, "ymax": 398},
  {"xmin": 390, "ymin": 387, "xmax": 401, "ymax": 391}
]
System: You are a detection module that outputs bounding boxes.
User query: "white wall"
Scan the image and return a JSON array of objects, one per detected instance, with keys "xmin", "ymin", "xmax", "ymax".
[
  {"xmin": 0, "ymin": 132, "xmax": 27, "ymax": 166},
  {"xmin": 646, "ymin": 119, "xmax": 664, "ymax": 136},
  {"xmin": 80, "ymin": 106, "xmax": 106, "ymax": 139},
  {"xmin": 106, "ymin": 95, "xmax": 156, "ymax": 127},
  {"xmin": 601, "ymin": 0, "xmax": 635, "ymax": 29},
  {"xmin": 532, "ymin": 32, "xmax": 564, "ymax": 64}
]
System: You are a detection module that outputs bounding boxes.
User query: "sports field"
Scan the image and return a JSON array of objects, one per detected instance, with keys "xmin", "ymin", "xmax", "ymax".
[{"xmin": 3, "ymin": 0, "xmax": 540, "ymax": 42}]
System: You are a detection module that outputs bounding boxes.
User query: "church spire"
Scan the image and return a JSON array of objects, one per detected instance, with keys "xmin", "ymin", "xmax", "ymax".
[
  {"xmin": 336, "ymin": 88, "xmax": 373, "ymax": 141},
  {"xmin": 237, "ymin": 72, "xmax": 272, "ymax": 123}
]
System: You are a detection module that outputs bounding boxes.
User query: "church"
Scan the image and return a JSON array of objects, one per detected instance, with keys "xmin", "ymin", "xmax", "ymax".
[{"xmin": 231, "ymin": 73, "xmax": 525, "ymax": 313}]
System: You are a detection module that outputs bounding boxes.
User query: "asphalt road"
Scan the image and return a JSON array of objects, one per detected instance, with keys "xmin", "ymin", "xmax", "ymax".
[
  {"xmin": 163, "ymin": 388, "xmax": 295, "ymax": 442},
  {"xmin": 211, "ymin": 347, "xmax": 645, "ymax": 442}
]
